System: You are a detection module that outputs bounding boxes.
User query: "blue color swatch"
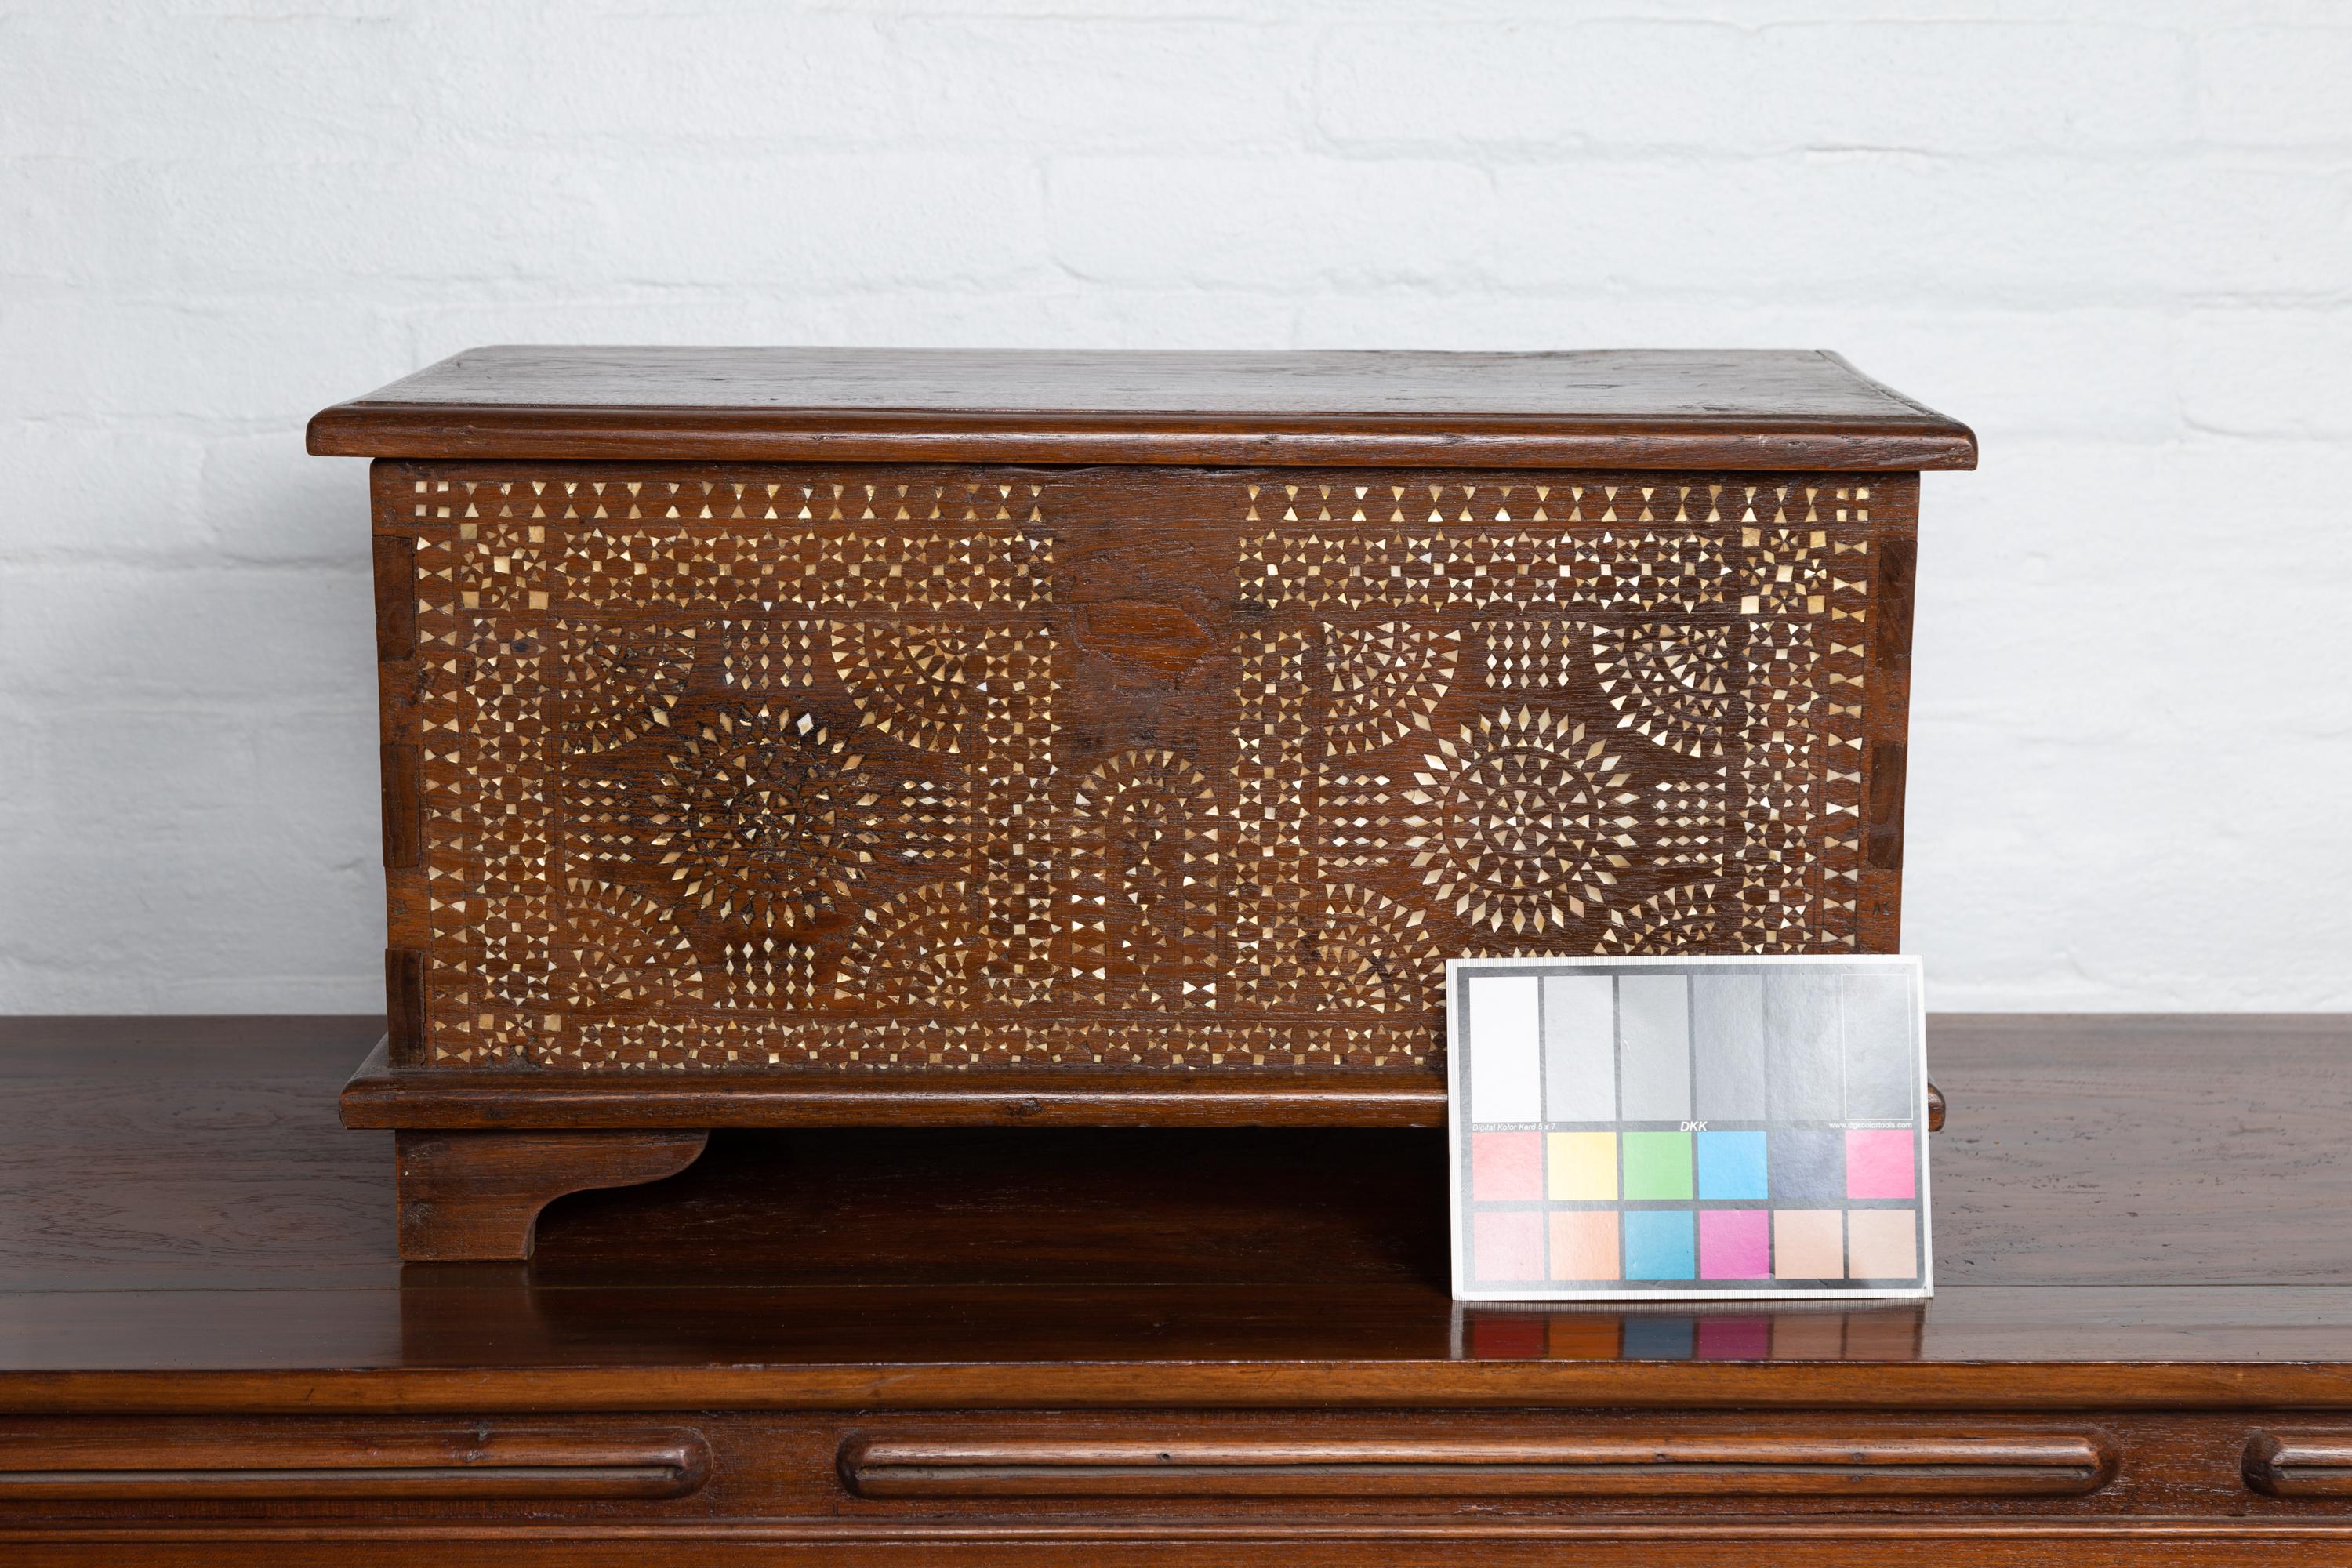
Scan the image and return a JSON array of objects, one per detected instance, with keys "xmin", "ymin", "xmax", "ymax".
[
  {"xmin": 1622, "ymin": 1210, "xmax": 1697, "ymax": 1280},
  {"xmin": 1696, "ymin": 1130, "xmax": 1769, "ymax": 1200}
]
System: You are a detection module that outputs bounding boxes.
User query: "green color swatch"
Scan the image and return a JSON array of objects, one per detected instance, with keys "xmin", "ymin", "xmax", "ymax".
[{"xmin": 1621, "ymin": 1130, "xmax": 1694, "ymax": 1200}]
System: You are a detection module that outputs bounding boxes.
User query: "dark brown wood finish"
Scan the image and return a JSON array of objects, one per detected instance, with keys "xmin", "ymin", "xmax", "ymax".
[
  {"xmin": 2, "ymin": 1014, "xmax": 2352, "ymax": 1563},
  {"xmin": 321, "ymin": 348, "xmax": 1965, "ymax": 1257},
  {"xmin": 308, "ymin": 347, "xmax": 1979, "ymax": 470},
  {"xmin": 837, "ymin": 1429, "xmax": 2119, "ymax": 1498},
  {"xmin": 0, "ymin": 1425, "xmax": 710, "ymax": 1501},
  {"xmin": 361, "ymin": 457, "xmax": 1920, "ymax": 1091},
  {"xmin": 340, "ymin": 1047, "xmax": 1946, "ymax": 1131},
  {"xmin": 2245, "ymin": 1432, "xmax": 2352, "ymax": 1497},
  {"xmin": 393, "ymin": 1126, "xmax": 709, "ymax": 1261},
  {"xmin": 359, "ymin": 1058, "xmax": 1933, "ymax": 1259}
]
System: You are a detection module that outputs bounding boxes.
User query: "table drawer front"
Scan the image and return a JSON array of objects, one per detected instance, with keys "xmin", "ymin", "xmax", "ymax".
[
  {"xmin": 27, "ymin": 1412, "xmax": 2352, "ymax": 1528},
  {"xmin": 2247, "ymin": 1429, "xmax": 2352, "ymax": 1496},
  {"xmin": 842, "ymin": 1428, "xmax": 2114, "ymax": 1500},
  {"xmin": 0, "ymin": 1424, "xmax": 707, "ymax": 1503},
  {"xmin": 818, "ymin": 1412, "xmax": 2352, "ymax": 1521},
  {"xmin": 373, "ymin": 460, "xmax": 1916, "ymax": 1079}
]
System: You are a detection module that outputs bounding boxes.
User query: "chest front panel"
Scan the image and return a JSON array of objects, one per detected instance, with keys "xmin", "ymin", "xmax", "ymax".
[{"xmin": 373, "ymin": 464, "xmax": 1914, "ymax": 1073}]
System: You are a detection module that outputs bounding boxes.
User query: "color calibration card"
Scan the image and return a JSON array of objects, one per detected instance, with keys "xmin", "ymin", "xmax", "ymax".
[{"xmin": 1447, "ymin": 955, "xmax": 1930, "ymax": 1301}]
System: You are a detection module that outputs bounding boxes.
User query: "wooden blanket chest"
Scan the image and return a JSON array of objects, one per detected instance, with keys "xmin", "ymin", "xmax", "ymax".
[{"xmin": 310, "ymin": 347, "xmax": 1974, "ymax": 1258}]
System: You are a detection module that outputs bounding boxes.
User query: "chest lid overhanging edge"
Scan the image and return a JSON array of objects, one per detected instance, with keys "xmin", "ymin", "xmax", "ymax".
[{"xmin": 309, "ymin": 347, "xmax": 1976, "ymax": 472}]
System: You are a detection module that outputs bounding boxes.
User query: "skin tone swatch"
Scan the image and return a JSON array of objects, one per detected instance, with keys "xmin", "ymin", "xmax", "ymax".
[{"xmin": 1449, "ymin": 956, "xmax": 1929, "ymax": 1301}]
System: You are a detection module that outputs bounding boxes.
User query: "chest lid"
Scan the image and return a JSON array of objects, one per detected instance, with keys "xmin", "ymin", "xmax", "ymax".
[{"xmin": 308, "ymin": 347, "xmax": 1974, "ymax": 471}]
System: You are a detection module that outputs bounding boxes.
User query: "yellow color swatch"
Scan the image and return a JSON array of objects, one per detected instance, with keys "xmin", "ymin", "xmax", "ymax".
[{"xmin": 1545, "ymin": 1131, "xmax": 1618, "ymax": 1200}]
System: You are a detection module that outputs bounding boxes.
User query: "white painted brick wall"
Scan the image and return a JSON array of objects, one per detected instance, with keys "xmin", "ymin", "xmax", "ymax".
[{"xmin": 3, "ymin": 0, "xmax": 2347, "ymax": 1014}]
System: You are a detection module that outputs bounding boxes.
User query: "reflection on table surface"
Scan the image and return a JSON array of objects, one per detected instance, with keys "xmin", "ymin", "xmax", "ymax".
[{"xmin": 1455, "ymin": 1305, "xmax": 1926, "ymax": 1362}]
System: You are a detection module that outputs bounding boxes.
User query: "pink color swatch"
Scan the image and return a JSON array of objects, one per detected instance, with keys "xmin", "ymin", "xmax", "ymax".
[
  {"xmin": 1471, "ymin": 1131, "xmax": 1544, "ymax": 1201},
  {"xmin": 1845, "ymin": 1129, "xmax": 1918, "ymax": 1200},
  {"xmin": 1472, "ymin": 1210, "xmax": 1546, "ymax": 1283},
  {"xmin": 1697, "ymin": 1209, "xmax": 1771, "ymax": 1279}
]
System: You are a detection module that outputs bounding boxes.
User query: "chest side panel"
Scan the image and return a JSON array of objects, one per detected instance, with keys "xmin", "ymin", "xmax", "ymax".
[{"xmin": 371, "ymin": 465, "xmax": 1914, "ymax": 1072}]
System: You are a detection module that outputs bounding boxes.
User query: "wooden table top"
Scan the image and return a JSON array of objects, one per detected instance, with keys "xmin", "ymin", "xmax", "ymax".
[{"xmin": 3, "ymin": 1014, "xmax": 2349, "ymax": 1416}]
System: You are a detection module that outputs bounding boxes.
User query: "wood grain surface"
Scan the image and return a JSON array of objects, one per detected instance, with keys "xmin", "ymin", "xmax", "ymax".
[
  {"xmin": 3, "ymin": 1014, "xmax": 2350, "ymax": 1359},
  {"xmin": 3, "ymin": 1013, "xmax": 2349, "ymax": 1563},
  {"xmin": 393, "ymin": 1128, "xmax": 710, "ymax": 1261},
  {"xmin": 362, "ymin": 460, "xmax": 1919, "ymax": 1094},
  {"xmin": 307, "ymin": 347, "xmax": 1979, "ymax": 470}
]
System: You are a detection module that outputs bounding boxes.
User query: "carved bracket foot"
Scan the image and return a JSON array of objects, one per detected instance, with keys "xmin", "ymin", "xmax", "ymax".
[{"xmin": 394, "ymin": 1129, "xmax": 710, "ymax": 1262}]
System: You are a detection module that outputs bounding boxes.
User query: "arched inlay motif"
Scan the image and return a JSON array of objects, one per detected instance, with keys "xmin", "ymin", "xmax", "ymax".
[
  {"xmin": 1594, "ymin": 880, "xmax": 1726, "ymax": 955},
  {"xmin": 554, "ymin": 620, "xmax": 697, "ymax": 753},
  {"xmin": 836, "ymin": 880, "xmax": 994, "ymax": 1011},
  {"xmin": 1069, "ymin": 748, "xmax": 1219, "ymax": 1007},
  {"xmin": 1287, "ymin": 884, "xmax": 1443, "ymax": 1015},
  {"xmin": 1324, "ymin": 621, "xmax": 1458, "ymax": 757},
  {"xmin": 557, "ymin": 877, "xmax": 707, "ymax": 1010},
  {"xmin": 830, "ymin": 621, "xmax": 979, "ymax": 755},
  {"xmin": 1593, "ymin": 621, "xmax": 1741, "ymax": 757}
]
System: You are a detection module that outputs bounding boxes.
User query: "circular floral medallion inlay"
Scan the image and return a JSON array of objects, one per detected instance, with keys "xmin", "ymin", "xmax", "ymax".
[
  {"xmin": 1405, "ymin": 706, "xmax": 1642, "ymax": 935},
  {"xmin": 649, "ymin": 705, "xmax": 880, "ymax": 925}
]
